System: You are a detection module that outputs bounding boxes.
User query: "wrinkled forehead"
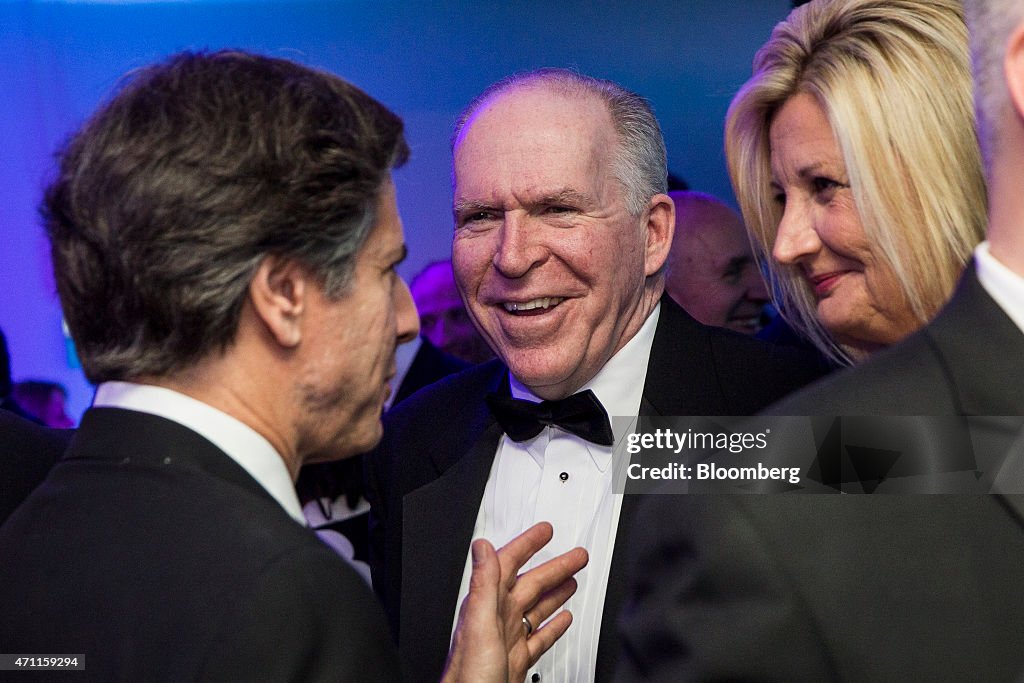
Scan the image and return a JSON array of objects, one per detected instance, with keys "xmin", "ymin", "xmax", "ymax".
[
  {"xmin": 452, "ymin": 86, "xmax": 621, "ymax": 203},
  {"xmin": 456, "ymin": 82, "xmax": 615, "ymax": 148}
]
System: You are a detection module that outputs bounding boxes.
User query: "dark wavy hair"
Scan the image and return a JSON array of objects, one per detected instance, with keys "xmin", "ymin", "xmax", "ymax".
[{"xmin": 43, "ymin": 50, "xmax": 408, "ymax": 383}]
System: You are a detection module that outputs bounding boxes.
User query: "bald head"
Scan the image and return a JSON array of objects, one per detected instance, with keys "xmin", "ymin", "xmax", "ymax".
[
  {"xmin": 665, "ymin": 191, "xmax": 768, "ymax": 334},
  {"xmin": 452, "ymin": 68, "xmax": 667, "ymax": 217}
]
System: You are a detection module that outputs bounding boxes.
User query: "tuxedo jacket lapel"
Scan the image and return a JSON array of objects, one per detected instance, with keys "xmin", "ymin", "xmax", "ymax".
[
  {"xmin": 644, "ymin": 296, "xmax": 730, "ymax": 416},
  {"xmin": 399, "ymin": 421, "xmax": 502, "ymax": 679},
  {"xmin": 394, "ymin": 365, "xmax": 505, "ymax": 680},
  {"xmin": 595, "ymin": 475, "xmax": 641, "ymax": 681},
  {"xmin": 596, "ymin": 302, "xmax": 718, "ymax": 680}
]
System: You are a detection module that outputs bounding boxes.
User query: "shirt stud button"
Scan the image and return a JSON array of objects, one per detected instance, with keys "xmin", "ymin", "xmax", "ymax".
[{"xmin": 559, "ymin": 472, "xmax": 569, "ymax": 482}]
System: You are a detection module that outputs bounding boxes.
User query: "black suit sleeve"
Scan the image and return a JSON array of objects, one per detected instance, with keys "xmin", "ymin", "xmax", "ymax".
[{"xmin": 199, "ymin": 546, "xmax": 402, "ymax": 682}]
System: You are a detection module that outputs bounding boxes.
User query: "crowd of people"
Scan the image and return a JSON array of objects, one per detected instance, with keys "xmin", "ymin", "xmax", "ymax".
[{"xmin": 1, "ymin": 0, "xmax": 1023, "ymax": 681}]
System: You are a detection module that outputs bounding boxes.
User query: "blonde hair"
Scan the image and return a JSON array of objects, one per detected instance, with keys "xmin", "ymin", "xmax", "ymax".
[{"xmin": 726, "ymin": 0, "xmax": 986, "ymax": 364}]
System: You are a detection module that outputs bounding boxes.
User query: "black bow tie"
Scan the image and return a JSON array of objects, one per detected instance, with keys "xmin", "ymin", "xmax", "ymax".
[{"xmin": 485, "ymin": 389, "xmax": 615, "ymax": 446}]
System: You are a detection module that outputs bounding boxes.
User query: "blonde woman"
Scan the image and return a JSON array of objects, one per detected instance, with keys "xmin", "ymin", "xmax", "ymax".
[{"xmin": 726, "ymin": 0, "xmax": 985, "ymax": 364}]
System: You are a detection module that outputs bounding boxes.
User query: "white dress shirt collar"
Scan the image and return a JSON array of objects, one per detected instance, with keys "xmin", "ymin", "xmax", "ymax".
[
  {"xmin": 975, "ymin": 241, "xmax": 1024, "ymax": 336},
  {"xmin": 93, "ymin": 381, "xmax": 305, "ymax": 524},
  {"xmin": 508, "ymin": 302, "xmax": 661, "ymax": 471}
]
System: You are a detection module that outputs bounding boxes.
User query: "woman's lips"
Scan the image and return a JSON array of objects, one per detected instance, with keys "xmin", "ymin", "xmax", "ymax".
[{"xmin": 808, "ymin": 271, "xmax": 847, "ymax": 297}]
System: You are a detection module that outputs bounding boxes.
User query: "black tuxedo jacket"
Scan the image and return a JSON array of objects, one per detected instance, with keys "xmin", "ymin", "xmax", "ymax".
[
  {"xmin": 0, "ymin": 408, "xmax": 72, "ymax": 524},
  {"xmin": 618, "ymin": 268, "xmax": 1024, "ymax": 681},
  {"xmin": 0, "ymin": 407, "xmax": 400, "ymax": 682},
  {"xmin": 366, "ymin": 296, "xmax": 828, "ymax": 682},
  {"xmin": 393, "ymin": 337, "xmax": 470, "ymax": 406}
]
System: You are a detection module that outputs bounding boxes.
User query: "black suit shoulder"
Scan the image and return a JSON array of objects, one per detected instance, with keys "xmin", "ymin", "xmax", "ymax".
[
  {"xmin": 619, "ymin": 274, "xmax": 1024, "ymax": 682},
  {"xmin": 0, "ymin": 412, "xmax": 399, "ymax": 682},
  {"xmin": 706, "ymin": 323, "xmax": 833, "ymax": 411},
  {"xmin": 387, "ymin": 359, "xmax": 503, "ymax": 428}
]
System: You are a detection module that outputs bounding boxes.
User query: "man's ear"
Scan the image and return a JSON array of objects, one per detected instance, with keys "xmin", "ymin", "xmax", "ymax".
[
  {"xmin": 1005, "ymin": 23, "xmax": 1024, "ymax": 124},
  {"xmin": 643, "ymin": 193, "xmax": 675, "ymax": 277},
  {"xmin": 248, "ymin": 255, "xmax": 309, "ymax": 348}
]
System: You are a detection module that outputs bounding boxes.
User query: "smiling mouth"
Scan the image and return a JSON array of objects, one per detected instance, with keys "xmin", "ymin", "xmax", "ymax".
[
  {"xmin": 501, "ymin": 297, "xmax": 565, "ymax": 315},
  {"xmin": 808, "ymin": 272, "xmax": 847, "ymax": 297}
]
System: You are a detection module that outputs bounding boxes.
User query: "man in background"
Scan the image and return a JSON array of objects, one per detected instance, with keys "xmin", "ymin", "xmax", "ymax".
[
  {"xmin": 13, "ymin": 380, "xmax": 74, "ymax": 428},
  {"xmin": 0, "ymin": 327, "xmax": 36, "ymax": 422},
  {"xmin": 410, "ymin": 259, "xmax": 494, "ymax": 364},
  {"xmin": 0, "ymin": 327, "xmax": 69, "ymax": 524},
  {"xmin": 664, "ymin": 190, "xmax": 769, "ymax": 335}
]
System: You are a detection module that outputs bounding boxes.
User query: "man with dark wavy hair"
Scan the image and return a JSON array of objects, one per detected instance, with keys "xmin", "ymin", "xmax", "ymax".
[{"xmin": 0, "ymin": 50, "xmax": 584, "ymax": 681}]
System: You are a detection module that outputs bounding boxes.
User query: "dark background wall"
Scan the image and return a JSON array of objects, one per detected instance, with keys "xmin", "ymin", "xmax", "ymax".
[{"xmin": 0, "ymin": 0, "xmax": 791, "ymax": 419}]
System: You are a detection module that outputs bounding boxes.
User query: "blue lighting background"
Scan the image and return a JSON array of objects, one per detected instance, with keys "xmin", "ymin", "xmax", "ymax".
[{"xmin": 0, "ymin": 0, "xmax": 792, "ymax": 420}]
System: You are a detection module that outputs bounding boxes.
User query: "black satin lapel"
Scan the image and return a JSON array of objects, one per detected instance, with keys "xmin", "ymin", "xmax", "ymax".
[
  {"xmin": 644, "ymin": 296, "xmax": 729, "ymax": 416},
  {"xmin": 399, "ymin": 421, "xmax": 503, "ymax": 682},
  {"xmin": 594, "ymin": 489, "xmax": 641, "ymax": 682},
  {"xmin": 426, "ymin": 363, "xmax": 506, "ymax": 474}
]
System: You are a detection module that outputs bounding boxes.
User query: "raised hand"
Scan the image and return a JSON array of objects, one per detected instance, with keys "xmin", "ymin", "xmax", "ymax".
[{"xmin": 441, "ymin": 522, "xmax": 589, "ymax": 682}]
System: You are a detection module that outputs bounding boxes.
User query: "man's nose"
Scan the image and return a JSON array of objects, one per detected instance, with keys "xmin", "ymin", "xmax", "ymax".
[
  {"xmin": 491, "ymin": 212, "xmax": 548, "ymax": 278},
  {"xmin": 395, "ymin": 278, "xmax": 420, "ymax": 344}
]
